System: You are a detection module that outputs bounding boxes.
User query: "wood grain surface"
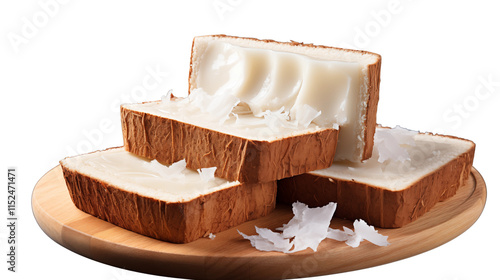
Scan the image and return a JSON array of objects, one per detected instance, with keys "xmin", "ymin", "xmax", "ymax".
[{"xmin": 32, "ymin": 165, "xmax": 486, "ymax": 280}]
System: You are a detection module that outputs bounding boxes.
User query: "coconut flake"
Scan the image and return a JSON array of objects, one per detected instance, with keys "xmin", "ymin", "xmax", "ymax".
[
  {"xmin": 189, "ymin": 88, "xmax": 240, "ymax": 124},
  {"xmin": 161, "ymin": 89, "xmax": 174, "ymax": 103},
  {"xmin": 238, "ymin": 228, "xmax": 292, "ymax": 252},
  {"xmin": 197, "ymin": 166, "xmax": 217, "ymax": 183},
  {"xmin": 259, "ymin": 104, "xmax": 321, "ymax": 131},
  {"xmin": 167, "ymin": 159, "xmax": 187, "ymax": 173},
  {"xmin": 375, "ymin": 126, "xmax": 418, "ymax": 163},
  {"xmin": 327, "ymin": 219, "xmax": 389, "ymax": 248},
  {"xmin": 208, "ymin": 233, "xmax": 216, "ymax": 240},
  {"xmin": 239, "ymin": 202, "xmax": 336, "ymax": 253},
  {"xmin": 255, "ymin": 227, "xmax": 293, "ymax": 252},
  {"xmin": 281, "ymin": 202, "xmax": 337, "ymax": 252},
  {"xmin": 239, "ymin": 203, "xmax": 389, "ymax": 253},
  {"xmin": 143, "ymin": 159, "xmax": 187, "ymax": 180},
  {"xmin": 351, "ymin": 219, "xmax": 390, "ymax": 246},
  {"xmin": 295, "ymin": 104, "xmax": 321, "ymax": 127},
  {"xmin": 326, "ymin": 228, "xmax": 349, "ymax": 241},
  {"xmin": 260, "ymin": 107, "xmax": 297, "ymax": 132}
]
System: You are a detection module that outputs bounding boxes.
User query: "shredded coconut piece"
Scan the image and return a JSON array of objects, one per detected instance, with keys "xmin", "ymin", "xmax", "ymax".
[
  {"xmin": 327, "ymin": 228, "xmax": 349, "ymax": 241},
  {"xmin": 161, "ymin": 89, "xmax": 174, "ymax": 103},
  {"xmin": 258, "ymin": 104, "xmax": 321, "ymax": 132},
  {"xmin": 352, "ymin": 219, "xmax": 390, "ymax": 246},
  {"xmin": 295, "ymin": 104, "xmax": 321, "ymax": 128},
  {"xmin": 182, "ymin": 89, "xmax": 322, "ymax": 131},
  {"xmin": 143, "ymin": 159, "xmax": 187, "ymax": 180},
  {"xmin": 327, "ymin": 219, "xmax": 390, "ymax": 248},
  {"xmin": 197, "ymin": 167, "xmax": 217, "ymax": 183},
  {"xmin": 238, "ymin": 228, "xmax": 292, "ymax": 252},
  {"xmin": 375, "ymin": 125, "xmax": 418, "ymax": 163},
  {"xmin": 189, "ymin": 88, "xmax": 240, "ymax": 124},
  {"xmin": 239, "ymin": 202, "xmax": 336, "ymax": 253},
  {"xmin": 280, "ymin": 202, "xmax": 337, "ymax": 252},
  {"xmin": 208, "ymin": 233, "xmax": 216, "ymax": 240},
  {"xmin": 260, "ymin": 107, "xmax": 297, "ymax": 132},
  {"xmin": 239, "ymin": 202, "xmax": 389, "ymax": 253}
]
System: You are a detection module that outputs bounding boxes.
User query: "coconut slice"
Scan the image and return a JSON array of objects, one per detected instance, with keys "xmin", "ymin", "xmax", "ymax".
[{"xmin": 189, "ymin": 35, "xmax": 382, "ymax": 162}]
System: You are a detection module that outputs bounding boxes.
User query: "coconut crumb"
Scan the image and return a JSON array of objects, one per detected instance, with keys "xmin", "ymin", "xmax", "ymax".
[{"xmin": 208, "ymin": 233, "xmax": 216, "ymax": 240}]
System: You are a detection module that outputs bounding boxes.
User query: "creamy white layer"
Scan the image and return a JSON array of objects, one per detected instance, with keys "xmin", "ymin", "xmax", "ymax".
[
  {"xmin": 195, "ymin": 41, "xmax": 360, "ymax": 125},
  {"xmin": 310, "ymin": 127, "xmax": 474, "ymax": 191},
  {"xmin": 190, "ymin": 37, "xmax": 377, "ymax": 161},
  {"xmin": 61, "ymin": 147, "xmax": 239, "ymax": 202}
]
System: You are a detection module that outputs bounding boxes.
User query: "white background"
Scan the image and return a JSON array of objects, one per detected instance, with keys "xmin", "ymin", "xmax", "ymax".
[{"xmin": 1, "ymin": 0, "xmax": 499, "ymax": 279}]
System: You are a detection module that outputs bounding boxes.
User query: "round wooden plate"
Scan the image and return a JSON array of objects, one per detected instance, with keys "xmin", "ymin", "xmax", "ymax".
[{"xmin": 32, "ymin": 166, "xmax": 486, "ymax": 280}]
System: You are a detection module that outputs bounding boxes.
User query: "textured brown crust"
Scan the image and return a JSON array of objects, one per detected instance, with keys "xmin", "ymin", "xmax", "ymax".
[
  {"xmin": 121, "ymin": 104, "xmax": 338, "ymax": 183},
  {"xmin": 188, "ymin": 34, "xmax": 381, "ymax": 161},
  {"xmin": 362, "ymin": 59, "xmax": 381, "ymax": 160},
  {"xmin": 61, "ymin": 163, "xmax": 277, "ymax": 244},
  {"xmin": 277, "ymin": 138, "xmax": 475, "ymax": 228}
]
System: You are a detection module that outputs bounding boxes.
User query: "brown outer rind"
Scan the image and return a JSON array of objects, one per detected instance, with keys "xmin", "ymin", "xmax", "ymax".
[
  {"xmin": 188, "ymin": 34, "xmax": 381, "ymax": 161},
  {"xmin": 60, "ymin": 163, "xmax": 277, "ymax": 244},
  {"xmin": 362, "ymin": 59, "xmax": 381, "ymax": 160},
  {"xmin": 277, "ymin": 137, "xmax": 475, "ymax": 228},
  {"xmin": 121, "ymin": 104, "xmax": 338, "ymax": 183}
]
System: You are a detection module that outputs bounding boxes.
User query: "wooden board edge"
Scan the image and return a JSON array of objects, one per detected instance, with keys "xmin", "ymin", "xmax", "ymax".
[{"xmin": 31, "ymin": 166, "xmax": 487, "ymax": 280}]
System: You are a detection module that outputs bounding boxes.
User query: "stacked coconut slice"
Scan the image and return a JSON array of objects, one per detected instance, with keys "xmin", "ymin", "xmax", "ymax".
[
  {"xmin": 278, "ymin": 126, "xmax": 475, "ymax": 228},
  {"xmin": 60, "ymin": 35, "xmax": 474, "ymax": 247}
]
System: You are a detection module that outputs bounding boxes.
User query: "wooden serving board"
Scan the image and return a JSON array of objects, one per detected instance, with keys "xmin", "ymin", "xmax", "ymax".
[{"xmin": 32, "ymin": 166, "xmax": 486, "ymax": 280}]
